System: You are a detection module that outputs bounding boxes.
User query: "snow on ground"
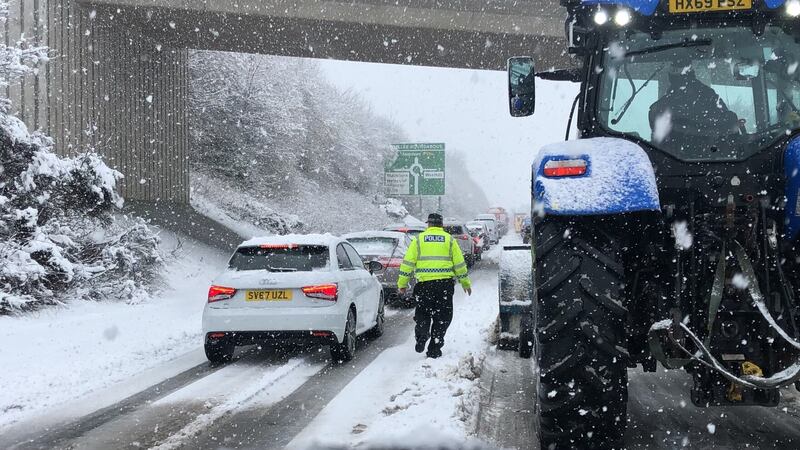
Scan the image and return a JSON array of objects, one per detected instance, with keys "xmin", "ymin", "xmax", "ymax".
[
  {"xmin": 288, "ymin": 245, "xmax": 504, "ymax": 449},
  {"xmin": 151, "ymin": 356, "xmax": 326, "ymax": 450},
  {"xmin": 0, "ymin": 228, "xmax": 228, "ymax": 432}
]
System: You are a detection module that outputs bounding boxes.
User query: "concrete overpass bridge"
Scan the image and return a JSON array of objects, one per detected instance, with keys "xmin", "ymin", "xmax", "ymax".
[{"xmin": 4, "ymin": 0, "xmax": 568, "ymax": 202}]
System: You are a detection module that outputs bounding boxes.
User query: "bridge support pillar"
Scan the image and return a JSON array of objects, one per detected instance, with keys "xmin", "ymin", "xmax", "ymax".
[{"xmin": 4, "ymin": 0, "xmax": 190, "ymax": 203}]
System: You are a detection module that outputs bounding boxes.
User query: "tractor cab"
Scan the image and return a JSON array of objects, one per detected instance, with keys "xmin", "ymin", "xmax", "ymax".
[{"xmin": 511, "ymin": 0, "xmax": 800, "ymax": 163}]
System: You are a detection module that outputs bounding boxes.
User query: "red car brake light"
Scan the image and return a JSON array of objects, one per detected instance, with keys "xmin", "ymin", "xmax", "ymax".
[
  {"xmin": 378, "ymin": 257, "xmax": 403, "ymax": 268},
  {"xmin": 208, "ymin": 285, "xmax": 236, "ymax": 303},
  {"xmin": 302, "ymin": 284, "xmax": 338, "ymax": 301},
  {"xmin": 259, "ymin": 243, "xmax": 298, "ymax": 249}
]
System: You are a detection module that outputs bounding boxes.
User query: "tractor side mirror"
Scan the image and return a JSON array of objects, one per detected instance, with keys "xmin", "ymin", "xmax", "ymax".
[{"xmin": 508, "ymin": 56, "xmax": 536, "ymax": 117}]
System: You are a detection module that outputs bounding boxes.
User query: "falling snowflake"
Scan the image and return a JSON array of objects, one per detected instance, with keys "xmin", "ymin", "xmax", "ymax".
[{"xmin": 732, "ymin": 273, "xmax": 750, "ymax": 289}]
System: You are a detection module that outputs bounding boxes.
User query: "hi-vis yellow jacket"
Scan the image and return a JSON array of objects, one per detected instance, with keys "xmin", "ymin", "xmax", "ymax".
[{"xmin": 397, "ymin": 227, "xmax": 471, "ymax": 290}]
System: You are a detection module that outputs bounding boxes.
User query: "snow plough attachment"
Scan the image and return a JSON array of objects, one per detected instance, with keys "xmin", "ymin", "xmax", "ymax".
[{"xmin": 497, "ymin": 245, "xmax": 534, "ymax": 358}]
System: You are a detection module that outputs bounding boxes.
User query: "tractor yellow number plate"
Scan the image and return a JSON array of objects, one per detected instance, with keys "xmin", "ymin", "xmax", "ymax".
[
  {"xmin": 244, "ymin": 290, "xmax": 293, "ymax": 301},
  {"xmin": 669, "ymin": 0, "xmax": 751, "ymax": 13}
]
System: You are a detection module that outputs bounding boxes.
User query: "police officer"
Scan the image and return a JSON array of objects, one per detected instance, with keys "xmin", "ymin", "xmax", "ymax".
[{"xmin": 398, "ymin": 213, "xmax": 472, "ymax": 358}]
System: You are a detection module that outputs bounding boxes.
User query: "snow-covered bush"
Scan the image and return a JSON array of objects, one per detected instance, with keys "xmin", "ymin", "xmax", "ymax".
[
  {"xmin": 0, "ymin": 114, "xmax": 162, "ymax": 313},
  {"xmin": 0, "ymin": 2, "xmax": 161, "ymax": 313}
]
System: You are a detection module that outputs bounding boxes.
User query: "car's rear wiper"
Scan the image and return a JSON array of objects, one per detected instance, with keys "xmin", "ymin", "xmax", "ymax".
[{"xmin": 623, "ymin": 39, "xmax": 712, "ymax": 58}]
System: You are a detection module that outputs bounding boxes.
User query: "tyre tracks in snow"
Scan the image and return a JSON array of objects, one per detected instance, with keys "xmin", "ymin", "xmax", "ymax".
[{"xmin": 3, "ymin": 310, "xmax": 415, "ymax": 450}]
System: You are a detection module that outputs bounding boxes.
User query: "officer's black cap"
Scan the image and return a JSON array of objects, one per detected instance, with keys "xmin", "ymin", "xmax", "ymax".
[{"xmin": 427, "ymin": 213, "xmax": 443, "ymax": 226}]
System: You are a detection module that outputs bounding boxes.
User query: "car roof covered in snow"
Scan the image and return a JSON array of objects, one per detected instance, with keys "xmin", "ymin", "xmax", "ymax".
[
  {"xmin": 474, "ymin": 214, "xmax": 497, "ymax": 221},
  {"xmin": 343, "ymin": 231, "xmax": 407, "ymax": 241},
  {"xmin": 238, "ymin": 233, "xmax": 343, "ymax": 248}
]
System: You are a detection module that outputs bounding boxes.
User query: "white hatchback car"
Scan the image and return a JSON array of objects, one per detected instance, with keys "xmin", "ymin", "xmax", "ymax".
[{"xmin": 202, "ymin": 234, "xmax": 385, "ymax": 364}]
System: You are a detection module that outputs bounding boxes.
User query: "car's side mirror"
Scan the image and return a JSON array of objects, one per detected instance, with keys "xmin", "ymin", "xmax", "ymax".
[
  {"xmin": 508, "ymin": 56, "xmax": 536, "ymax": 117},
  {"xmin": 366, "ymin": 260, "xmax": 384, "ymax": 274}
]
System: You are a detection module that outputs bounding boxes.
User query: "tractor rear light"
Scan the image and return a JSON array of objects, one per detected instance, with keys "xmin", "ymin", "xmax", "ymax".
[
  {"xmin": 614, "ymin": 9, "xmax": 631, "ymax": 26},
  {"xmin": 543, "ymin": 159, "xmax": 588, "ymax": 177},
  {"xmin": 208, "ymin": 332, "xmax": 226, "ymax": 339},
  {"xmin": 593, "ymin": 8, "xmax": 609, "ymax": 25},
  {"xmin": 208, "ymin": 285, "xmax": 236, "ymax": 303},
  {"xmin": 302, "ymin": 284, "xmax": 338, "ymax": 301},
  {"xmin": 312, "ymin": 331, "xmax": 332, "ymax": 337},
  {"xmin": 788, "ymin": 0, "xmax": 800, "ymax": 17},
  {"xmin": 458, "ymin": 234, "xmax": 470, "ymax": 240}
]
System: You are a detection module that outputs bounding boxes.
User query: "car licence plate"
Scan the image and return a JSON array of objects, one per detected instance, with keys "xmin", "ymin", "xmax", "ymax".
[
  {"xmin": 669, "ymin": 0, "xmax": 751, "ymax": 13},
  {"xmin": 244, "ymin": 290, "xmax": 293, "ymax": 301}
]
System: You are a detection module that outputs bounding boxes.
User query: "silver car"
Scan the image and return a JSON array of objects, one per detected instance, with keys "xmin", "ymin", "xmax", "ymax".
[
  {"xmin": 343, "ymin": 231, "xmax": 415, "ymax": 305},
  {"xmin": 443, "ymin": 221, "xmax": 477, "ymax": 267}
]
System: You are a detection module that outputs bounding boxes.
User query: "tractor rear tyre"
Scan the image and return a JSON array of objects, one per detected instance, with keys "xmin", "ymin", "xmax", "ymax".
[{"xmin": 534, "ymin": 219, "xmax": 629, "ymax": 449}]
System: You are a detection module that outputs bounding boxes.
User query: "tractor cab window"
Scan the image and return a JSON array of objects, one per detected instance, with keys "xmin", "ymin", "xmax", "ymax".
[{"xmin": 597, "ymin": 26, "xmax": 800, "ymax": 161}]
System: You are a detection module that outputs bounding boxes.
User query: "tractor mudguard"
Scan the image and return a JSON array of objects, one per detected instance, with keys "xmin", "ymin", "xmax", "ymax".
[
  {"xmin": 532, "ymin": 137, "xmax": 660, "ymax": 216},
  {"xmin": 784, "ymin": 137, "xmax": 800, "ymax": 240}
]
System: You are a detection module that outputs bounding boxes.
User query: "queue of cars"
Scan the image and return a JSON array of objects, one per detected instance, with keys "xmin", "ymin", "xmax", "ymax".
[{"xmin": 201, "ymin": 216, "xmax": 504, "ymax": 365}]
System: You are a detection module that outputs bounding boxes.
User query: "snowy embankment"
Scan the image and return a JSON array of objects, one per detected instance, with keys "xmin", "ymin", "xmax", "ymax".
[
  {"xmin": 0, "ymin": 229, "xmax": 228, "ymax": 432},
  {"xmin": 289, "ymin": 246, "xmax": 504, "ymax": 449},
  {"xmin": 192, "ymin": 171, "xmax": 404, "ymax": 236}
]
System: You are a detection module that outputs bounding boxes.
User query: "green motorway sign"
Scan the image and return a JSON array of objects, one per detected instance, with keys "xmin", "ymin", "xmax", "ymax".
[{"xmin": 385, "ymin": 143, "xmax": 445, "ymax": 196}]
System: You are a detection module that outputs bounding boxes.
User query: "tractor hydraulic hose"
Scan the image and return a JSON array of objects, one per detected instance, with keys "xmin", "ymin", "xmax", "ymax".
[
  {"xmin": 648, "ymin": 239, "xmax": 800, "ymax": 389},
  {"xmin": 732, "ymin": 241, "xmax": 800, "ymax": 351}
]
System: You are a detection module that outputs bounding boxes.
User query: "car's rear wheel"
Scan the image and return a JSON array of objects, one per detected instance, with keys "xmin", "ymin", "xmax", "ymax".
[
  {"xmin": 205, "ymin": 335, "xmax": 235, "ymax": 364},
  {"xmin": 367, "ymin": 295, "xmax": 385, "ymax": 338},
  {"xmin": 331, "ymin": 309, "xmax": 357, "ymax": 362}
]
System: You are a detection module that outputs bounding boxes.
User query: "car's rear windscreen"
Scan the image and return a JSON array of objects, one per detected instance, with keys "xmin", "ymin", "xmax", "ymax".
[
  {"xmin": 347, "ymin": 238, "xmax": 397, "ymax": 257},
  {"xmin": 228, "ymin": 245, "xmax": 329, "ymax": 272},
  {"xmin": 444, "ymin": 225, "xmax": 464, "ymax": 235}
]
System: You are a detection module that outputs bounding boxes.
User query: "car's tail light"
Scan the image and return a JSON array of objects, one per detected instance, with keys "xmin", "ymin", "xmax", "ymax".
[
  {"xmin": 378, "ymin": 257, "xmax": 403, "ymax": 268},
  {"xmin": 302, "ymin": 284, "xmax": 338, "ymax": 301},
  {"xmin": 458, "ymin": 234, "xmax": 470, "ymax": 240},
  {"xmin": 208, "ymin": 285, "xmax": 236, "ymax": 303},
  {"xmin": 543, "ymin": 158, "xmax": 588, "ymax": 177}
]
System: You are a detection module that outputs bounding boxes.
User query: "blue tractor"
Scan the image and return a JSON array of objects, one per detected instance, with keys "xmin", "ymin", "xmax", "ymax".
[{"xmin": 507, "ymin": 0, "xmax": 800, "ymax": 447}]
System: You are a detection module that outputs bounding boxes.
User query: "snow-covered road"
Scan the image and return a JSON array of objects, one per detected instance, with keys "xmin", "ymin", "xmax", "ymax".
[
  {"xmin": 1, "ymin": 240, "xmax": 502, "ymax": 450},
  {"xmin": 7, "ymin": 230, "xmax": 800, "ymax": 450}
]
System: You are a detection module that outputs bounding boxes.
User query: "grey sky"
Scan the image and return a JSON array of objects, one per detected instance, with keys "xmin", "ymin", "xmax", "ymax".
[{"xmin": 319, "ymin": 59, "xmax": 579, "ymax": 212}]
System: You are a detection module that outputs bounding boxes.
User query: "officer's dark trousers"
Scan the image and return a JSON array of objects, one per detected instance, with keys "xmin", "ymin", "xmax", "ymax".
[{"xmin": 413, "ymin": 279, "xmax": 455, "ymax": 352}]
